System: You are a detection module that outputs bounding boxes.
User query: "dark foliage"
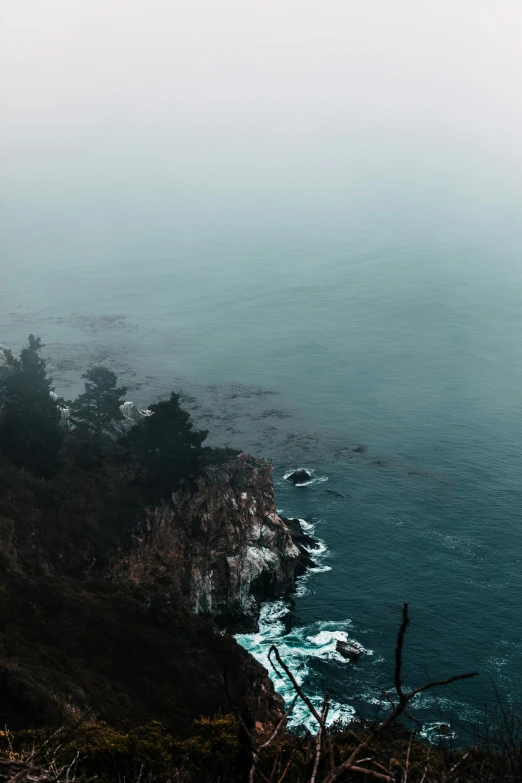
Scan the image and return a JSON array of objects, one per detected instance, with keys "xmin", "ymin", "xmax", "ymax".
[
  {"xmin": 68, "ymin": 366, "xmax": 127, "ymax": 438},
  {"xmin": 0, "ymin": 573, "xmax": 267, "ymax": 736},
  {"xmin": 122, "ymin": 392, "xmax": 208, "ymax": 497},
  {"xmin": 0, "ymin": 336, "xmax": 62, "ymax": 477}
]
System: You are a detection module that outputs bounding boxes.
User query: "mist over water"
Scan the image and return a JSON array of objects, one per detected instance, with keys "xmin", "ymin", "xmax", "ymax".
[{"xmin": 2, "ymin": 0, "xmax": 522, "ymax": 740}]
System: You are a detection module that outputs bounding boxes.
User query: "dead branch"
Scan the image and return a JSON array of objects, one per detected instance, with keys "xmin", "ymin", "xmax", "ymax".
[
  {"xmin": 310, "ymin": 697, "xmax": 329, "ymax": 783},
  {"xmin": 269, "ymin": 646, "xmax": 325, "ymax": 728},
  {"xmin": 318, "ymin": 603, "xmax": 478, "ymax": 783},
  {"xmin": 248, "ymin": 604, "xmax": 478, "ymax": 783}
]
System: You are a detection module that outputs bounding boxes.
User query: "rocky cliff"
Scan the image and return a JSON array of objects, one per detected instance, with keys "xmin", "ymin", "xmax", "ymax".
[
  {"xmin": 0, "ymin": 449, "xmax": 288, "ymax": 732},
  {"xmin": 123, "ymin": 453, "xmax": 306, "ymax": 632}
]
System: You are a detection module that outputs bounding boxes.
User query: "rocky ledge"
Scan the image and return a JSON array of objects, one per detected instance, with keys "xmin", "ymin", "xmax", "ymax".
[{"xmin": 126, "ymin": 453, "xmax": 313, "ymax": 632}]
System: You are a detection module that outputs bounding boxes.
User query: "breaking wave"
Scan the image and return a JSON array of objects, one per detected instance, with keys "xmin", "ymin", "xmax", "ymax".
[{"xmin": 236, "ymin": 517, "xmax": 366, "ymax": 730}]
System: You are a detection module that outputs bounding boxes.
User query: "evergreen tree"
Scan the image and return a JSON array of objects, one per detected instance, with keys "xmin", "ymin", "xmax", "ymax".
[
  {"xmin": 69, "ymin": 366, "xmax": 127, "ymax": 437},
  {"xmin": 0, "ymin": 335, "xmax": 63, "ymax": 475},
  {"xmin": 124, "ymin": 392, "xmax": 207, "ymax": 495}
]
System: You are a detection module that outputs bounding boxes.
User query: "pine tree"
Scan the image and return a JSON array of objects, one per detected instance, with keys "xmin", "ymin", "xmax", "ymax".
[
  {"xmin": 0, "ymin": 335, "xmax": 63, "ymax": 475},
  {"xmin": 123, "ymin": 392, "xmax": 207, "ymax": 496},
  {"xmin": 69, "ymin": 366, "xmax": 127, "ymax": 437}
]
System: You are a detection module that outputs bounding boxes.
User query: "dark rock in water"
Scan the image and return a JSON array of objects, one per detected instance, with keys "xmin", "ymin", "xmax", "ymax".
[
  {"xmin": 352, "ymin": 445, "xmax": 367, "ymax": 453},
  {"xmin": 336, "ymin": 640, "xmax": 364, "ymax": 662},
  {"xmin": 283, "ymin": 517, "xmax": 319, "ymax": 550},
  {"xmin": 326, "ymin": 489, "xmax": 345, "ymax": 499},
  {"xmin": 281, "ymin": 517, "xmax": 319, "ymax": 574},
  {"xmin": 286, "ymin": 469, "xmax": 312, "ymax": 485}
]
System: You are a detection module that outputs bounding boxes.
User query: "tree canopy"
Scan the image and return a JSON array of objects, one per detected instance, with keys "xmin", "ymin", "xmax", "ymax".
[
  {"xmin": 123, "ymin": 392, "xmax": 208, "ymax": 496},
  {"xmin": 69, "ymin": 366, "xmax": 127, "ymax": 437},
  {"xmin": 0, "ymin": 335, "xmax": 62, "ymax": 475}
]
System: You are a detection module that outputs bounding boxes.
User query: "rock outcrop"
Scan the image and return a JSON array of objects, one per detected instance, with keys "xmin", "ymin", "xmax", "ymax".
[
  {"xmin": 125, "ymin": 453, "xmax": 307, "ymax": 632},
  {"xmin": 336, "ymin": 640, "xmax": 365, "ymax": 662},
  {"xmin": 280, "ymin": 517, "xmax": 319, "ymax": 572},
  {"xmin": 285, "ymin": 468, "xmax": 313, "ymax": 485}
]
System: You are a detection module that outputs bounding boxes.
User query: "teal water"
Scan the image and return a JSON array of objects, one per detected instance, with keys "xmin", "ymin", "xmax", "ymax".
[{"xmin": 2, "ymin": 209, "xmax": 522, "ymax": 739}]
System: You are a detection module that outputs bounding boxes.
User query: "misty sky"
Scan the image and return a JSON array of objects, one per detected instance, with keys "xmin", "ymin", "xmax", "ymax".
[{"xmin": 2, "ymin": 1, "xmax": 522, "ymax": 245}]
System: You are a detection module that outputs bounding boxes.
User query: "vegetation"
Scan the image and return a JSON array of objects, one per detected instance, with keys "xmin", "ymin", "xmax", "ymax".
[
  {"xmin": 122, "ymin": 392, "xmax": 208, "ymax": 496},
  {"xmin": 1, "ymin": 335, "xmax": 521, "ymax": 782},
  {"xmin": 0, "ymin": 335, "xmax": 62, "ymax": 476},
  {"xmin": 68, "ymin": 366, "xmax": 127, "ymax": 438},
  {"xmin": 0, "ymin": 336, "xmax": 206, "ymax": 492}
]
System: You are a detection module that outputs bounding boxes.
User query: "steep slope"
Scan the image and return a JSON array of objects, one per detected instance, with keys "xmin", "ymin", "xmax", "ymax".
[{"xmin": 118, "ymin": 453, "xmax": 305, "ymax": 631}]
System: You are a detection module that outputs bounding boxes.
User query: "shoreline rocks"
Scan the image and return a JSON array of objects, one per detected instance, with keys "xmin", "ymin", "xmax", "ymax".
[
  {"xmin": 336, "ymin": 640, "xmax": 365, "ymax": 662},
  {"xmin": 285, "ymin": 468, "xmax": 313, "ymax": 485},
  {"xmin": 280, "ymin": 517, "xmax": 320, "ymax": 573}
]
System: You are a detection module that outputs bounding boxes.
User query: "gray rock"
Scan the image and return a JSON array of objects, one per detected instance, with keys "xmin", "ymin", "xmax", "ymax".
[
  {"xmin": 125, "ymin": 453, "xmax": 305, "ymax": 632},
  {"xmin": 336, "ymin": 640, "xmax": 364, "ymax": 662}
]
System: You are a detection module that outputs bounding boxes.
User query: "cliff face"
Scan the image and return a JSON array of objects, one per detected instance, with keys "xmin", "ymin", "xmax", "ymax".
[
  {"xmin": 128, "ymin": 453, "xmax": 304, "ymax": 632},
  {"xmin": 0, "ymin": 451, "xmax": 287, "ymax": 732}
]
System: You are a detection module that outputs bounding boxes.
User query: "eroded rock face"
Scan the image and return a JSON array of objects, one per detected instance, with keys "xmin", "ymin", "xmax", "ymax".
[
  {"xmin": 173, "ymin": 452, "xmax": 302, "ymax": 631},
  {"xmin": 128, "ymin": 453, "xmax": 304, "ymax": 632}
]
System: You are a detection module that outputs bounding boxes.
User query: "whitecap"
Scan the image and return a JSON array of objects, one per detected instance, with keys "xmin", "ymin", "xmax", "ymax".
[
  {"xmin": 420, "ymin": 722, "xmax": 458, "ymax": 742},
  {"xmin": 288, "ymin": 697, "xmax": 356, "ymax": 731},
  {"xmin": 307, "ymin": 630, "xmax": 349, "ymax": 645},
  {"xmin": 297, "ymin": 518, "xmax": 316, "ymax": 535},
  {"xmin": 305, "ymin": 540, "xmax": 328, "ymax": 556}
]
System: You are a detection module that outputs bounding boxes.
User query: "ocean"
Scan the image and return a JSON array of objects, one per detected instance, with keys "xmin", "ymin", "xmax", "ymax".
[{"xmin": 2, "ymin": 205, "xmax": 522, "ymax": 741}]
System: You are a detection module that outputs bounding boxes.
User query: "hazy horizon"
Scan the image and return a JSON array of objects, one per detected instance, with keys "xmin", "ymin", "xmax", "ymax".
[{"xmin": 2, "ymin": 1, "xmax": 522, "ymax": 254}]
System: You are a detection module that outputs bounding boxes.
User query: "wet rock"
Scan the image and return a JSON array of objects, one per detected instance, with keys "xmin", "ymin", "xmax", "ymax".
[
  {"xmin": 352, "ymin": 445, "xmax": 367, "ymax": 453},
  {"xmin": 280, "ymin": 517, "xmax": 319, "ymax": 573},
  {"xmin": 282, "ymin": 518, "xmax": 318, "ymax": 550},
  {"xmin": 336, "ymin": 640, "xmax": 364, "ymax": 662},
  {"xmin": 285, "ymin": 469, "xmax": 312, "ymax": 485}
]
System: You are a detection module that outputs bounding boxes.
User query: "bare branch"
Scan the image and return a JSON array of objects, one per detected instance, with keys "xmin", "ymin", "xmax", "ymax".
[
  {"xmin": 346, "ymin": 765, "xmax": 394, "ymax": 782},
  {"xmin": 406, "ymin": 672, "xmax": 479, "ymax": 701},
  {"xmin": 310, "ymin": 696, "xmax": 329, "ymax": 783},
  {"xmin": 269, "ymin": 646, "xmax": 324, "ymax": 728},
  {"xmin": 258, "ymin": 696, "xmax": 299, "ymax": 754},
  {"xmin": 319, "ymin": 605, "xmax": 478, "ymax": 783}
]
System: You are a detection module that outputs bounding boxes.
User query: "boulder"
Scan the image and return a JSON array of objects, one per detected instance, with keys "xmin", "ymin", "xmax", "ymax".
[
  {"xmin": 336, "ymin": 640, "xmax": 364, "ymax": 662},
  {"xmin": 285, "ymin": 469, "xmax": 312, "ymax": 485}
]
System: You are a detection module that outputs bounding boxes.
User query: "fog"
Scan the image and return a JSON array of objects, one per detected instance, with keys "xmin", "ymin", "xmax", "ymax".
[{"xmin": 2, "ymin": 0, "xmax": 522, "ymax": 253}]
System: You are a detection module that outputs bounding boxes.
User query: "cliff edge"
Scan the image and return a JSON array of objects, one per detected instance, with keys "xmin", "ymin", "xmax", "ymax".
[{"xmin": 122, "ymin": 453, "xmax": 306, "ymax": 632}]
